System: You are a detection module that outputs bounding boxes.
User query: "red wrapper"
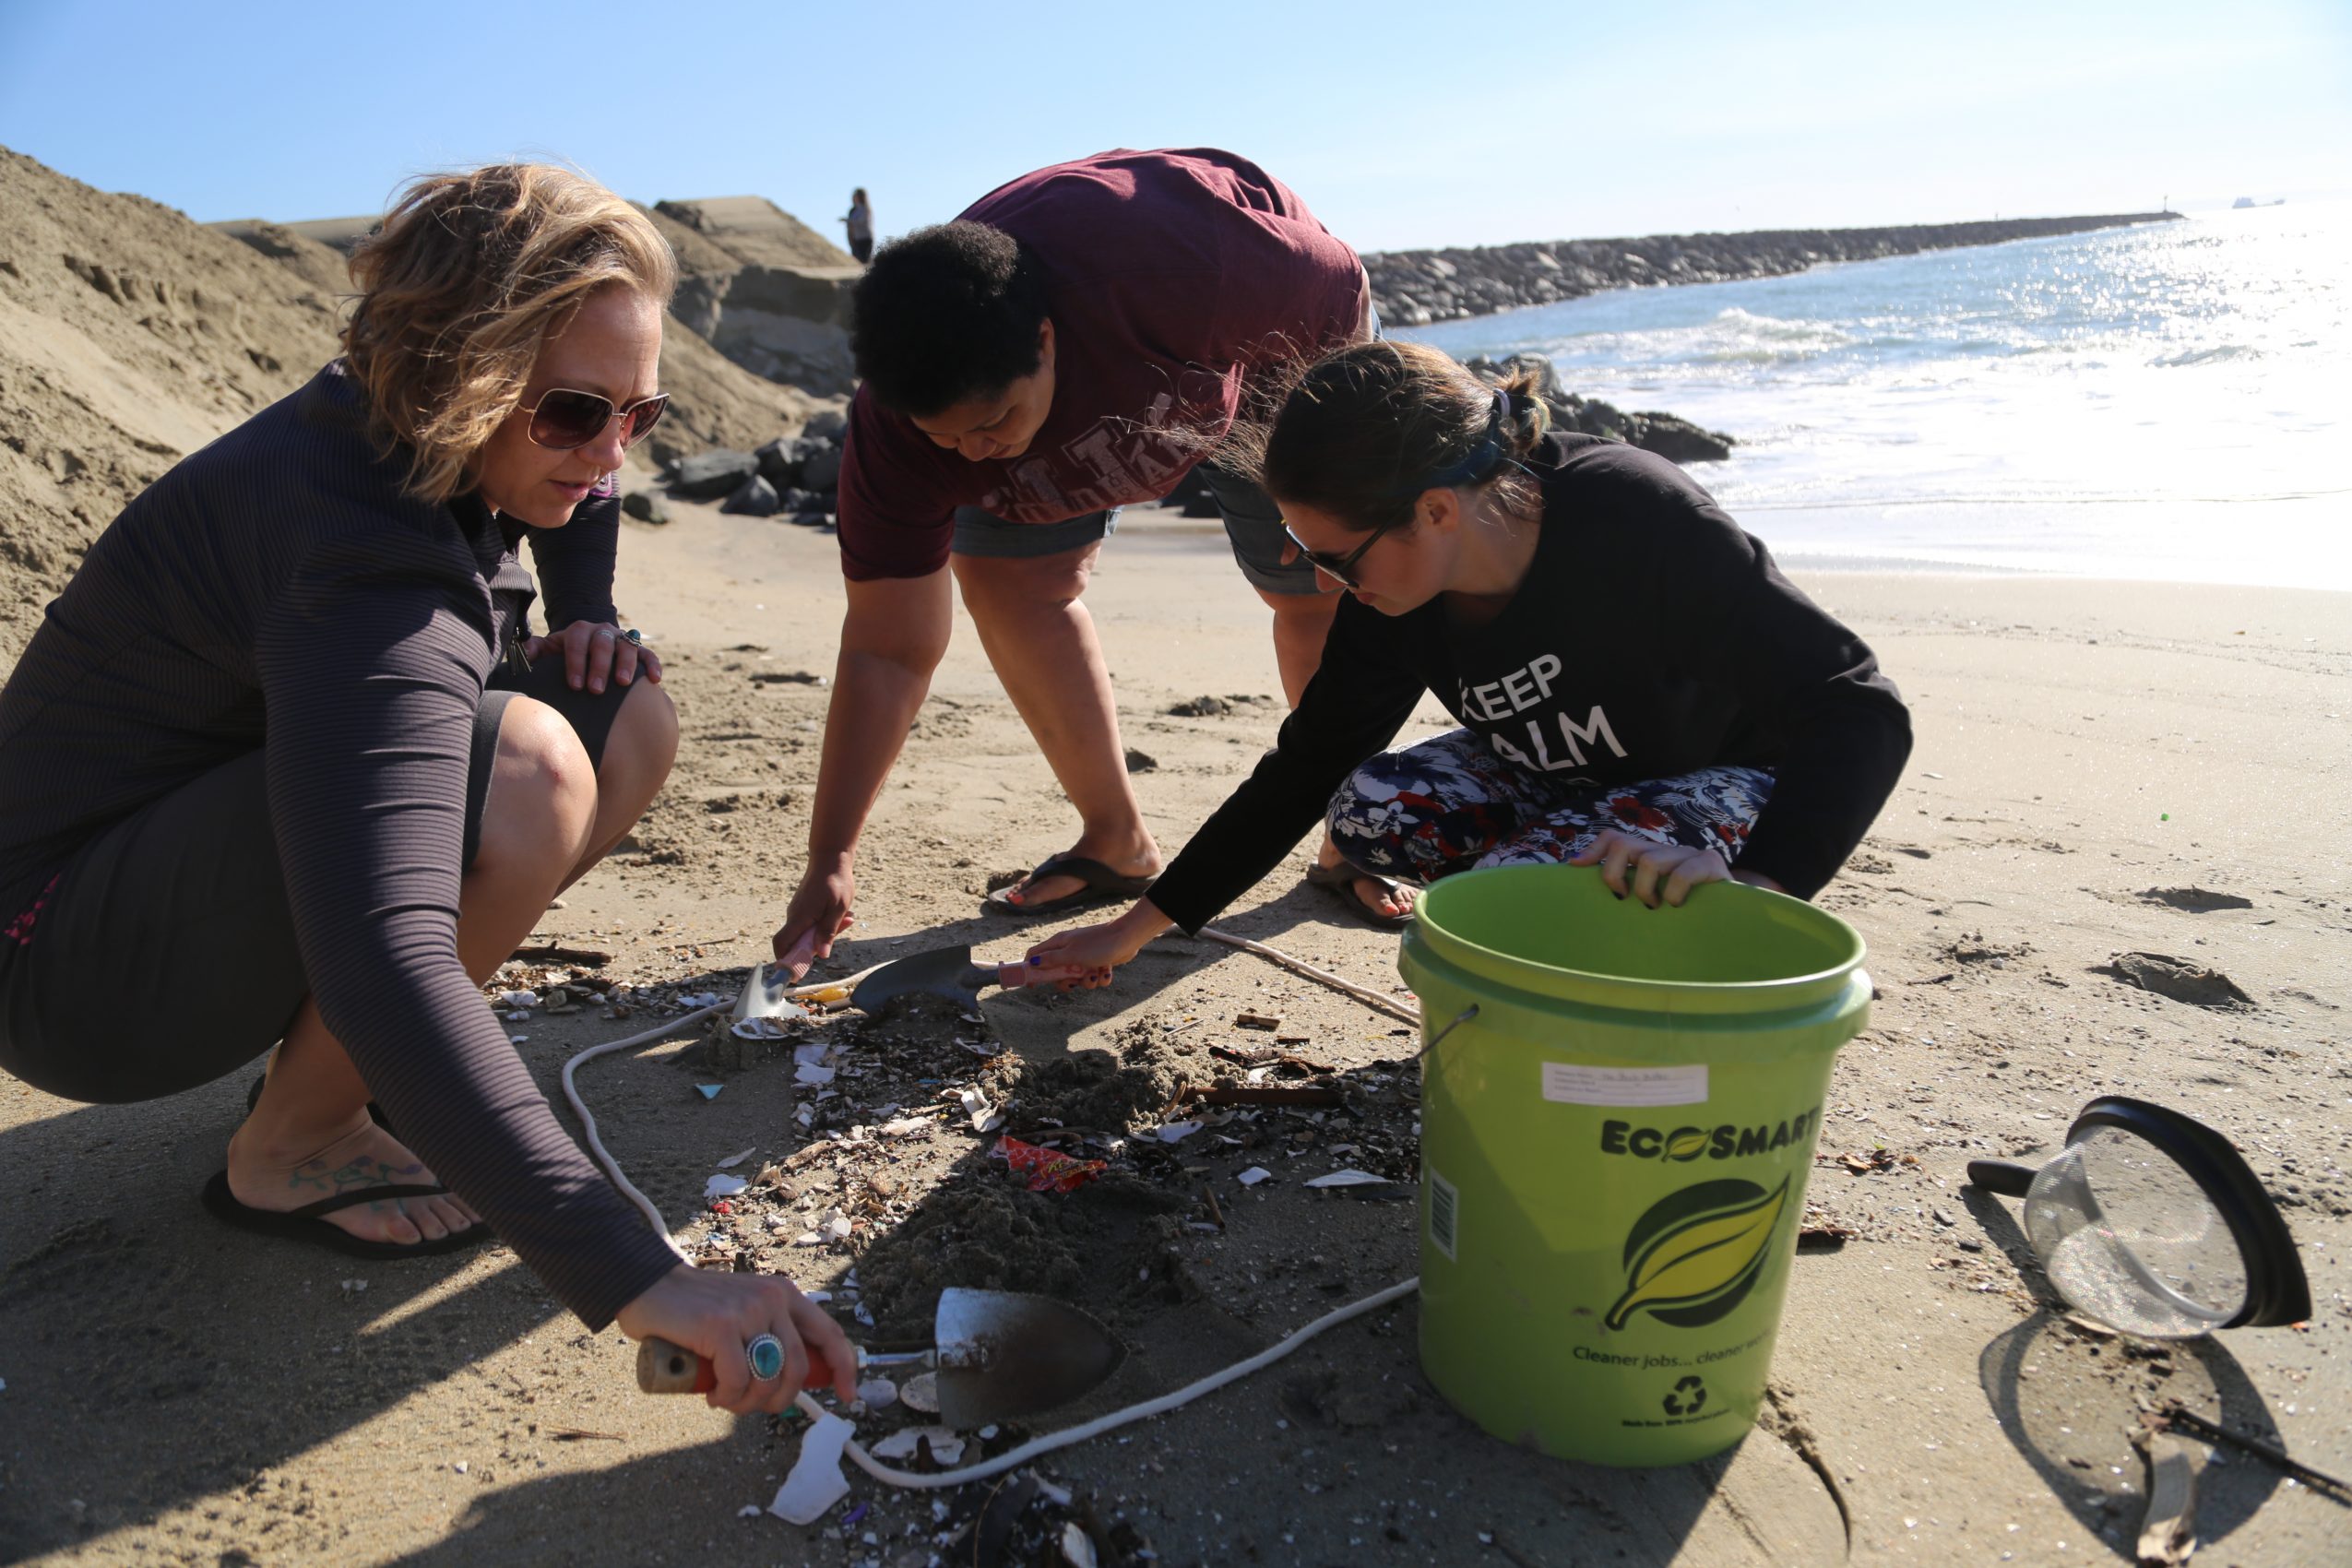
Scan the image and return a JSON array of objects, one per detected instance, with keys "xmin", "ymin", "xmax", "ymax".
[{"xmin": 992, "ymin": 1134, "xmax": 1107, "ymax": 1194}]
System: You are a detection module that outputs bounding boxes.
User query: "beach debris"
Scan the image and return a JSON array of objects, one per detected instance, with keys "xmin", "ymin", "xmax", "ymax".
[
  {"xmin": 1237, "ymin": 1167, "xmax": 1272, "ymax": 1186},
  {"xmin": 2133, "ymin": 1425, "xmax": 2201, "ymax": 1567},
  {"xmin": 962, "ymin": 1087, "xmax": 1004, "ymax": 1134},
  {"xmin": 795, "ymin": 1062, "xmax": 837, "ymax": 1087},
  {"xmin": 1304, "ymin": 1169, "xmax": 1389, "ymax": 1188},
  {"xmin": 695, "ymin": 1083, "xmax": 723, "ymax": 1100},
  {"xmin": 1183, "ymin": 1084, "xmax": 1344, "ymax": 1109},
  {"xmin": 877, "ymin": 1115, "xmax": 935, "ymax": 1138},
  {"xmin": 1061, "ymin": 1521, "xmax": 1099, "ymax": 1568},
  {"xmin": 731, "ymin": 1016, "xmax": 792, "ymax": 1039},
  {"xmin": 499, "ymin": 989, "xmax": 540, "ymax": 1009},
  {"xmin": 2160, "ymin": 1404, "xmax": 2352, "ymax": 1499},
  {"xmin": 793, "ymin": 1041, "xmax": 835, "ymax": 1067},
  {"xmin": 994, "ymin": 1134, "xmax": 1109, "ymax": 1194},
  {"xmin": 1835, "ymin": 1148, "xmax": 1902, "ymax": 1175},
  {"xmin": 901, "ymin": 1372, "xmax": 940, "ymax": 1414},
  {"xmin": 715, "ymin": 1147, "xmax": 756, "ymax": 1170},
  {"xmin": 704, "ymin": 1174, "xmax": 748, "ymax": 1202},
  {"xmin": 2099, "ymin": 952, "xmax": 2256, "ymax": 1010},
  {"xmin": 856, "ymin": 1376, "xmax": 898, "ymax": 1409},
  {"xmin": 1235, "ymin": 1012, "xmax": 1281, "ymax": 1031},
  {"xmin": 737, "ymin": 1504, "xmax": 763, "ymax": 1519},
  {"xmin": 870, "ymin": 1423, "xmax": 966, "ymax": 1465},
  {"xmin": 2138, "ymin": 886, "xmax": 2254, "ymax": 913},
  {"xmin": 1155, "ymin": 1121, "xmax": 1204, "ymax": 1143},
  {"xmin": 767, "ymin": 1409, "xmax": 855, "ymax": 1525}
]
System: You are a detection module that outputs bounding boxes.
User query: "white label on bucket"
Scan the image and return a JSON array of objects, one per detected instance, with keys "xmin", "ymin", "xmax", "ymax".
[
  {"xmin": 1427, "ymin": 1169, "xmax": 1459, "ymax": 1262},
  {"xmin": 1540, "ymin": 1063, "xmax": 1709, "ymax": 1108}
]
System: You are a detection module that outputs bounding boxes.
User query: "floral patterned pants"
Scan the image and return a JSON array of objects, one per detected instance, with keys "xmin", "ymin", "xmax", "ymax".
[{"xmin": 1325, "ymin": 728, "xmax": 1776, "ymax": 886}]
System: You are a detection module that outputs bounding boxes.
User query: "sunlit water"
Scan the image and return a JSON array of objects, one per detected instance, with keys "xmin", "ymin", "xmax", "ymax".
[{"xmin": 1400, "ymin": 203, "xmax": 2351, "ymax": 589}]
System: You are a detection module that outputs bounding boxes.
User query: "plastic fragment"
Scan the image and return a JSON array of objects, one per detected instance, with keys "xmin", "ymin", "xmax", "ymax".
[
  {"xmin": 857, "ymin": 1377, "xmax": 897, "ymax": 1409},
  {"xmin": 1305, "ymin": 1170, "xmax": 1389, "ymax": 1188},
  {"xmin": 793, "ymin": 1042, "xmax": 835, "ymax": 1066},
  {"xmin": 499, "ymin": 990, "xmax": 539, "ymax": 1008},
  {"xmin": 767, "ymin": 1410, "xmax": 854, "ymax": 1525},
  {"xmin": 737, "ymin": 1504, "xmax": 762, "ymax": 1519},
  {"xmin": 993, "ymin": 1134, "xmax": 1108, "ymax": 1194},
  {"xmin": 705, "ymin": 1174, "xmax": 749, "ymax": 1202},
  {"xmin": 795, "ymin": 1062, "xmax": 837, "ymax": 1087},
  {"xmin": 695, "ymin": 1083, "xmax": 723, "ymax": 1100},
  {"xmin": 878, "ymin": 1116, "xmax": 932, "ymax": 1137},
  {"xmin": 961, "ymin": 1087, "xmax": 1004, "ymax": 1134},
  {"xmin": 871, "ymin": 1424, "xmax": 965, "ymax": 1464},
  {"xmin": 715, "ymin": 1147, "xmax": 756, "ymax": 1170},
  {"xmin": 1156, "ymin": 1121, "xmax": 1204, "ymax": 1143},
  {"xmin": 900, "ymin": 1372, "xmax": 940, "ymax": 1414},
  {"xmin": 731, "ymin": 1016, "xmax": 791, "ymax": 1039},
  {"xmin": 1062, "ymin": 1521, "xmax": 1099, "ymax": 1567},
  {"xmin": 1237, "ymin": 1167, "xmax": 1272, "ymax": 1185}
]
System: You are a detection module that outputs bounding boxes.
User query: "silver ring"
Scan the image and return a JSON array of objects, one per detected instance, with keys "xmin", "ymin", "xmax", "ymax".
[
  {"xmin": 746, "ymin": 1332, "xmax": 785, "ymax": 1382},
  {"xmin": 591, "ymin": 625, "xmax": 615, "ymax": 639}
]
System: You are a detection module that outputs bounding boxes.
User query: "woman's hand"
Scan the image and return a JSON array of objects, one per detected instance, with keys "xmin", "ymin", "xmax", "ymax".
[
  {"xmin": 773, "ymin": 861, "xmax": 857, "ymax": 978},
  {"xmin": 1570, "ymin": 830, "xmax": 1751, "ymax": 909},
  {"xmin": 1025, "ymin": 902, "xmax": 1173, "ymax": 991},
  {"xmin": 615, "ymin": 1264, "xmax": 858, "ymax": 1414},
  {"xmin": 525, "ymin": 622, "xmax": 661, "ymax": 695}
]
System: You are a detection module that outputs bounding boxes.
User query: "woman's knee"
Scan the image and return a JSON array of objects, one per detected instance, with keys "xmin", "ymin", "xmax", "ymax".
[
  {"xmin": 605, "ymin": 679, "xmax": 680, "ymax": 785},
  {"xmin": 479, "ymin": 696, "xmax": 598, "ymax": 870}
]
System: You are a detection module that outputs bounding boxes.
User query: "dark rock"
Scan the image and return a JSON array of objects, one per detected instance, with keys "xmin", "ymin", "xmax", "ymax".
[
  {"xmin": 798, "ymin": 441, "xmax": 843, "ymax": 493},
  {"xmin": 668, "ymin": 448, "xmax": 758, "ymax": 500},
  {"xmin": 1123, "ymin": 748, "xmax": 1158, "ymax": 773},
  {"xmin": 754, "ymin": 436, "xmax": 801, "ymax": 489},
  {"xmin": 720, "ymin": 474, "xmax": 779, "ymax": 517},
  {"xmin": 777, "ymin": 486, "xmax": 823, "ymax": 515},
  {"xmin": 1169, "ymin": 695, "xmax": 1232, "ymax": 718},
  {"xmin": 621, "ymin": 489, "xmax": 671, "ymax": 524},
  {"xmin": 802, "ymin": 409, "xmax": 848, "ymax": 442}
]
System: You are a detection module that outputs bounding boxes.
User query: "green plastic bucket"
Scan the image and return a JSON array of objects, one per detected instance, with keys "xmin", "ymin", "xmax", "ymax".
[{"xmin": 1399, "ymin": 863, "xmax": 1870, "ymax": 1466}]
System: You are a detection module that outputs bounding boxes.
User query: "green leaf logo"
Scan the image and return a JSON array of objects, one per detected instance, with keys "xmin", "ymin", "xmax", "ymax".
[
  {"xmin": 1604, "ymin": 1177, "xmax": 1789, "ymax": 1331},
  {"xmin": 1664, "ymin": 1129, "xmax": 1710, "ymax": 1162}
]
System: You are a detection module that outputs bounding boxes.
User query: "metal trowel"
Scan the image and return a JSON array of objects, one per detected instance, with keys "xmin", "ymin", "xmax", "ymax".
[
  {"xmin": 636, "ymin": 1287, "xmax": 1124, "ymax": 1426},
  {"xmin": 847, "ymin": 943, "xmax": 1082, "ymax": 1013}
]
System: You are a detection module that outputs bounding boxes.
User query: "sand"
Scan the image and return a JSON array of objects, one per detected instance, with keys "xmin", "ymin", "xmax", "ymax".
[{"xmin": 2, "ymin": 486, "xmax": 2346, "ymax": 1566}]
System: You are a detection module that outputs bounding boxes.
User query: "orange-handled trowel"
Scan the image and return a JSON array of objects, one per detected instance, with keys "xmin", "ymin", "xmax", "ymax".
[
  {"xmin": 636, "ymin": 1287, "xmax": 1123, "ymax": 1427},
  {"xmin": 746, "ymin": 935, "xmax": 1085, "ymax": 1014}
]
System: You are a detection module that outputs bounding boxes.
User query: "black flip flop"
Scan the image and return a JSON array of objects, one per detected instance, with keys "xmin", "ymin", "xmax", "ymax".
[
  {"xmin": 1304, "ymin": 861, "xmax": 1415, "ymax": 932},
  {"xmin": 200, "ymin": 1170, "xmax": 491, "ymax": 1261},
  {"xmin": 245, "ymin": 1073, "xmax": 393, "ymax": 1138},
  {"xmin": 985, "ymin": 852, "xmax": 1154, "ymax": 918}
]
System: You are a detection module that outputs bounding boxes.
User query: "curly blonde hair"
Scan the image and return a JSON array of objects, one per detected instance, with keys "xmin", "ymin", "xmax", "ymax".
[{"xmin": 342, "ymin": 164, "xmax": 675, "ymax": 502}]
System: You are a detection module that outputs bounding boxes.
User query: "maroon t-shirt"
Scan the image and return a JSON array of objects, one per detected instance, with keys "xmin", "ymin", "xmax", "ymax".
[{"xmin": 836, "ymin": 148, "xmax": 1366, "ymax": 580}]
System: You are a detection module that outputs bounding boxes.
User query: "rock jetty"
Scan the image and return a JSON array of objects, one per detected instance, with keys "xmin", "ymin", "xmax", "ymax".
[{"xmin": 1367, "ymin": 212, "xmax": 2180, "ymax": 325}]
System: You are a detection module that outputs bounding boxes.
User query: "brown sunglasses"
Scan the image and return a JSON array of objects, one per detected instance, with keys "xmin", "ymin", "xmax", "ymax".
[{"xmin": 524, "ymin": 387, "xmax": 670, "ymax": 451}]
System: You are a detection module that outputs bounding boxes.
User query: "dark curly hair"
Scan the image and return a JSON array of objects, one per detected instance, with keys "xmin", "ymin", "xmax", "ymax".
[{"xmin": 849, "ymin": 220, "xmax": 1050, "ymax": 416}]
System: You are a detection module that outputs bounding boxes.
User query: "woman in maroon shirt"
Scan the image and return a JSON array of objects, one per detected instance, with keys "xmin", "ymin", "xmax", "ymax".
[{"xmin": 0, "ymin": 165, "xmax": 851, "ymax": 1413}]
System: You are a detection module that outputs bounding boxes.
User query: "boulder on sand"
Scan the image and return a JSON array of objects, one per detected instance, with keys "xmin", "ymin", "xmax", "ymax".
[
  {"xmin": 669, "ymin": 448, "xmax": 759, "ymax": 500},
  {"xmin": 622, "ymin": 488, "xmax": 671, "ymax": 524},
  {"xmin": 720, "ymin": 474, "xmax": 780, "ymax": 517},
  {"xmin": 798, "ymin": 439, "xmax": 843, "ymax": 493}
]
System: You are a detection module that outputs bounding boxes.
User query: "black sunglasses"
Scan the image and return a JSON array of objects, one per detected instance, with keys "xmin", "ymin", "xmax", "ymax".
[
  {"xmin": 1281, "ymin": 514, "xmax": 1405, "ymax": 590},
  {"xmin": 524, "ymin": 387, "xmax": 670, "ymax": 451}
]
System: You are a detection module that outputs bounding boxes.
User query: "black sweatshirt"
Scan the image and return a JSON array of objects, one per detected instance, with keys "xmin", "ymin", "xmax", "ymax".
[
  {"xmin": 1146, "ymin": 433, "xmax": 1913, "ymax": 932},
  {"xmin": 0, "ymin": 363, "xmax": 679, "ymax": 1326}
]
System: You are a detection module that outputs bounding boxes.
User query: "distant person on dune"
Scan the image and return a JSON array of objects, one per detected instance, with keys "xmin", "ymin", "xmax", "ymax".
[
  {"xmin": 772, "ymin": 148, "xmax": 1403, "ymax": 979},
  {"xmin": 0, "ymin": 164, "xmax": 853, "ymax": 1417},
  {"xmin": 842, "ymin": 187, "xmax": 873, "ymax": 264},
  {"xmin": 1025, "ymin": 339, "xmax": 1914, "ymax": 984}
]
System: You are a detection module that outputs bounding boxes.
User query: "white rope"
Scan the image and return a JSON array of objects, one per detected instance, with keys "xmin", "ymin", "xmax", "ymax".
[{"xmin": 561, "ymin": 956, "xmax": 1424, "ymax": 1492}]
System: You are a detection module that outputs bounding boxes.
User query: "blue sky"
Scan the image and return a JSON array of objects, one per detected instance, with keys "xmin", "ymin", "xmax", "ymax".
[{"xmin": 2, "ymin": 0, "xmax": 2346, "ymax": 251}]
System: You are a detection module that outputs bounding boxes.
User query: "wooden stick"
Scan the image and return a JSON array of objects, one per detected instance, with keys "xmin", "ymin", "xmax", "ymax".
[{"xmin": 1196, "ymin": 926, "xmax": 1421, "ymax": 1026}]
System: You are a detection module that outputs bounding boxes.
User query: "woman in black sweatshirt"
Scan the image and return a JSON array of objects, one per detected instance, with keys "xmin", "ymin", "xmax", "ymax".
[
  {"xmin": 0, "ymin": 165, "xmax": 851, "ymax": 1413},
  {"xmin": 1029, "ymin": 339, "xmax": 1912, "ymax": 979}
]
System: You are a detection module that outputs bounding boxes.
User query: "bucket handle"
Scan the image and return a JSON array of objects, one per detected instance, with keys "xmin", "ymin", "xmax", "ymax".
[{"xmin": 1419, "ymin": 1004, "xmax": 1479, "ymax": 1059}]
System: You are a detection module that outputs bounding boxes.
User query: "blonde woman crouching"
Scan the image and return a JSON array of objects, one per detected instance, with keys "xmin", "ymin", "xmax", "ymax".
[{"xmin": 0, "ymin": 164, "xmax": 853, "ymax": 1413}]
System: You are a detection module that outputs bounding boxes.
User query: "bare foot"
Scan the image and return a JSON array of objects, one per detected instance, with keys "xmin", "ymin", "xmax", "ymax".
[{"xmin": 226, "ymin": 1115, "xmax": 481, "ymax": 1247}]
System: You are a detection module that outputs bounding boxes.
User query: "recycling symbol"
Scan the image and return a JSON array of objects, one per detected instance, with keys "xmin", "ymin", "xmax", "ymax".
[{"xmin": 1662, "ymin": 1375, "xmax": 1708, "ymax": 1417}]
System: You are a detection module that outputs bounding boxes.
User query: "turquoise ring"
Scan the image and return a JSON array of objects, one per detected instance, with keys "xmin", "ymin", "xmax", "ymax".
[{"xmin": 745, "ymin": 1333, "xmax": 786, "ymax": 1382}]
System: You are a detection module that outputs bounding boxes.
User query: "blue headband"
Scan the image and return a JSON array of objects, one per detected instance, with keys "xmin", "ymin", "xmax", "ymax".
[{"xmin": 1396, "ymin": 387, "xmax": 1512, "ymax": 496}]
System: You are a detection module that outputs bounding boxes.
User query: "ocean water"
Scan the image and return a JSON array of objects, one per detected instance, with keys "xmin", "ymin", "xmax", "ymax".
[{"xmin": 1399, "ymin": 202, "xmax": 2350, "ymax": 590}]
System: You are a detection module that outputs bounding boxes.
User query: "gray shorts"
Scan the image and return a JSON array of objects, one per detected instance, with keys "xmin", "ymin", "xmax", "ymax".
[
  {"xmin": 949, "ymin": 462, "xmax": 1320, "ymax": 596},
  {"xmin": 0, "ymin": 658, "xmax": 631, "ymax": 1106}
]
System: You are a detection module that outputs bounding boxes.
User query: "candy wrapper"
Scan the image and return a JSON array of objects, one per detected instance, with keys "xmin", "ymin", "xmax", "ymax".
[{"xmin": 992, "ymin": 1134, "xmax": 1107, "ymax": 1194}]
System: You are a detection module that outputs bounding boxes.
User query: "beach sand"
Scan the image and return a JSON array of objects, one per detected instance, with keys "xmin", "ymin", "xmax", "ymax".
[{"xmin": 1, "ymin": 497, "xmax": 2346, "ymax": 1567}]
